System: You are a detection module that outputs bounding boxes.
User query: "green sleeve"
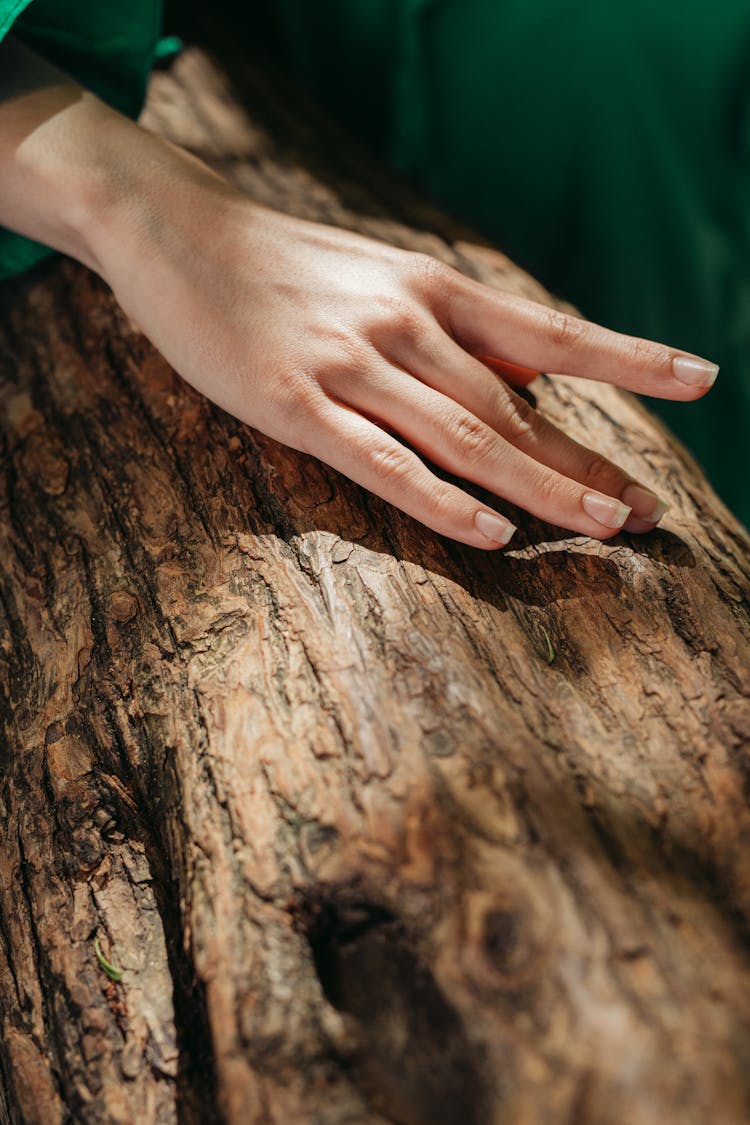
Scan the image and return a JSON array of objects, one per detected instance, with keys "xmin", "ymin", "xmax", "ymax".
[{"xmin": 0, "ymin": 0, "xmax": 163, "ymax": 281}]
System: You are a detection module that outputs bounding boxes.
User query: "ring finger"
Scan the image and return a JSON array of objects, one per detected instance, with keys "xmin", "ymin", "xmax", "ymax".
[
  {"xmin": 382, "ymin": 327, "xmax": 669, "ymax": 531},
  {"xmin": 327, "ymin": 357, "xmax": 639, "ymax": 538}
]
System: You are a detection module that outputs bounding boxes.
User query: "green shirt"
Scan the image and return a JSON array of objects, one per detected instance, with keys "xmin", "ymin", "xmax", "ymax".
[{"xmin": 0, "ymin": 0, "xmax": 164, "ymax": 279}]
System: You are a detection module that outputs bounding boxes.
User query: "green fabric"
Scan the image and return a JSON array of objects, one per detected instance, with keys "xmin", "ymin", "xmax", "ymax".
[
  {"xmin": 265, "ymin": 0, "xmax": 750, "ymax": 530},
  {"xmin": 0, "ymin": 0, "xmax": 163, "ymax": 279}
]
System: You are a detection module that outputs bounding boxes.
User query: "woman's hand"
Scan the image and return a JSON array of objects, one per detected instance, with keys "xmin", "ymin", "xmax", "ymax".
[
  {"xmin": 98, "ymin": 158, "xmax": 717, "ymax": 549},
  {"xmin": 2, "ymin": 61, "xmax": 713, "ymax": 550}
]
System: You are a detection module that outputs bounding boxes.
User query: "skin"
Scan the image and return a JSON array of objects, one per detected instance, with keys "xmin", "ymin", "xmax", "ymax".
[{"xmin": 0, "ymin": 35, "xmax": 719, "ymax": 550}]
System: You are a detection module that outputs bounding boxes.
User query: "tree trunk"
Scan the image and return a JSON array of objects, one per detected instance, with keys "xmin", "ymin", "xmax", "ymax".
[{"xmin": 1, "ymin": 36, "xmax": 749, "ymax": 1125}]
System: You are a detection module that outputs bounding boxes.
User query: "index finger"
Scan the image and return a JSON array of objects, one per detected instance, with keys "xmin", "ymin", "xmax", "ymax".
[{"xmin": 419, "ymin": 264, "xmax": 719, "ymax": 400}]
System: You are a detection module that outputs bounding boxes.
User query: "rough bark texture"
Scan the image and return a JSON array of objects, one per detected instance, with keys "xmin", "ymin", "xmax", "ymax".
[{"xmin": 1, "ymin": 36, "xmax": 750, "ymax": 1125}]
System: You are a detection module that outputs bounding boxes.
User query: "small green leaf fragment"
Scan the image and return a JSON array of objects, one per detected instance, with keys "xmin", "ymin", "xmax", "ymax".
[
  {"xmin": 93, "ymin": 936, "xmax": 123, "ymax": 982},
  {"xmin": 540, "ymin": 624, "xmax": 555, "ymax": 664}
]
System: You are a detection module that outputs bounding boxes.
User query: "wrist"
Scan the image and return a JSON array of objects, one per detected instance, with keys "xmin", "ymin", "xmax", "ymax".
[
  {"xmin": 0, "ymin": 34, "xmax": 245, "ymax": 282},
  {"xmin": 82, "ymin": 114, "xmax": 248, "ymax": 291},
  {"xmin": 0, "ymin": 83, "xmax": 243, "ymax": 284}
]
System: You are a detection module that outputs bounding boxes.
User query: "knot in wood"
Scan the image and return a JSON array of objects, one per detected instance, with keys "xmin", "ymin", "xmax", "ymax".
[
  {"xmin": 460, "ymin": 890, "xmax": 547, "ymax": 995},
  {"xmin": 19, "ymin": 431, "xmax": 69, "ymax": 496},
  {"xmin": 108, "ymin": 590, "xmax": 139, "ymax": 623}
]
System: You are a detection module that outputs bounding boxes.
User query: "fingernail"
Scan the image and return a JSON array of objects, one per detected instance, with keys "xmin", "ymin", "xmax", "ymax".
[
  {"xmin": 672, "ymin": 356, "xmax": 720, "ymax": 388},
  {"xmin": 475, "ymin": 510, "xmax": 517, "ymax": 545},
  {"xmin": 582, "ymin": 492, "xmax": 631, "ymax": 529},
  {"xmin": 621, "ymin": 484, "xmax": 669, "ymax": 524}
]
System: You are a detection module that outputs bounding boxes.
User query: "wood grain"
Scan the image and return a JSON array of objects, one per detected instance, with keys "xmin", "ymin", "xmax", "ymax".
[{"xmin": 0, "ymin": 40, "xmax": 749, "ymax": 1125}]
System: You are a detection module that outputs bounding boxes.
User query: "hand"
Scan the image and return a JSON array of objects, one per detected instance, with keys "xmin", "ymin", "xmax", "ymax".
[
  {"xmin": 93, "ymin": 144, "xmax": 718, "ymax": 550},
  {"xmin": 0, "ymin": 61, "xmax": 717, "ymax": 550}
]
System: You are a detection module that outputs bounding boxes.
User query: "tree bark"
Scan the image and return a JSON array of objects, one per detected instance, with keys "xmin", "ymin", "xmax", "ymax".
[{"xmin": 1, "ymin": 37, "xmax": 750, "ymax": 1125}]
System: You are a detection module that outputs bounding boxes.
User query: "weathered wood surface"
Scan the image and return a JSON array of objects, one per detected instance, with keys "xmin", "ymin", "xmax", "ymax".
[{"xmin": 1, "ymin": 40, "xmax": 750, "ymax": 1125}]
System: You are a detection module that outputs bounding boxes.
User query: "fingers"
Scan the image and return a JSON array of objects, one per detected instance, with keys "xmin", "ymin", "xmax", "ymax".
[
  {"xmin": 305, "ymin": 397, "xmax": 518, "ymax": 550},
  {"xmin": 387, "ymin": 327, "xmax": 669, "ymax": 529},
  {"xmin": 324, "ymin": 358, "xmax": 641, "ymax": 539},
  {"xmin": 414, "ymin": 259, "xmax": 719, "ymax": 401}
]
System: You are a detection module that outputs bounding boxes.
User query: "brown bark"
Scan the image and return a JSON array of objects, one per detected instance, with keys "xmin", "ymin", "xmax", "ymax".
[{"xmin": 1, "ymin": 35, "xmax": 750, "ymax": 1125}]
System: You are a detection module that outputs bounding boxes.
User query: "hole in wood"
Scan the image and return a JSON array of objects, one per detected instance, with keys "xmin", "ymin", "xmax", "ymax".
[{"xmin": 298, "ymin": 897, "xmax": 493, "ymax": 1125}]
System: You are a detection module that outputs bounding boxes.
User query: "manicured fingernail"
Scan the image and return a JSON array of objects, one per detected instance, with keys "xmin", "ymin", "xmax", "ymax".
[
  {"xmin": 672, "ymin": 356, "xmax": 719, "ymax": 387},
  {"xmin": 582, "ymin": 492, "xmax": 631, "ymax": 529},
  {"xmin": 621, "ymin": 484, "xmax": 669, "ymax": 524},
  {"xmin": 475, "ymin": 510, "xmax": 517, "ymax": 545}
]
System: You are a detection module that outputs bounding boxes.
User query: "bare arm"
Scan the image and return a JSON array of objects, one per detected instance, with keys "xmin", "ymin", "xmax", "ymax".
[
  {"xmin": 0, "ymin": 33, "xmax": 109, "ymax": 272},
  {"xmin": 0, "ymin": 33, "xmax": 228, "ymax": 274}
]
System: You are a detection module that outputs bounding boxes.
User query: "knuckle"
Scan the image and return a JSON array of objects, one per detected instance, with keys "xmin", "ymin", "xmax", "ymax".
[
  {"xmin": 271, "ymin": 365, "xmax": 310, "ymax": 407},
  {"xmin": 543, "ymin": 308, "xmax": 590, "ymax": 351},
  {"xmin": 531, "ymin": 469, "xmax": 561, "ymax": 508},
  {"xmin": 625, "ymin": 334, "xmax": 653, "ymax": 367},
  {"xmin": 271, "ymin": 368, "xmax": 325, "ymax": 449},
  {"xmin": 316, "ymin": 355, "xmax": 363, "ymax": 397},
  {"xmin": 322, "ymin": 322, "xmax": 371, "ymax": 366},
  {"xmin": 497, "ymin": 391, "xmax": 535, "ymax": 442},
  {"xmin": 626, "ymin": 335, "xmax": 671, "ymax": 373},
  {"xmin": 451, "ymin": 410, "xmax": 498, "ymax": 465},
  {"xmin": 366, "ymin": 296, "xmax": 426, "ymax": 344},
  {"xmin": 306, "ymin": 329, "xmax": 374, "ymax": 397},
  {"xmin": 409, "ymin": 252, "xmax": 453, "ymax": 292},
  {"xmin": 580, "ymin": 451, "xmax": 619, "ymax": 490},
  {"xmin": 367, "ymin": 440, "xmax": 417, "ymax": 485},
  {"xmin": 422, "ymin": 482, "xmax": 455, "ymax": 521}
]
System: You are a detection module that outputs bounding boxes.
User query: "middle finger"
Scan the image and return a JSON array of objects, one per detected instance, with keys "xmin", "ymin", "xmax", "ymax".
[
  {"xmin": 379, "ymin": 327, "xmax": 669, "ymax": 529},
  {"xmin": 327, "ymin": 356, "xmax": 636, "ymax": 538}
]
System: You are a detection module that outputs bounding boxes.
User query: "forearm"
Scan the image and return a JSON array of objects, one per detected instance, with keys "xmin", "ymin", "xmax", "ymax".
[
  {"xmin": 0, "ymin": 33, "xmax": 239, "ymax": 281},
  {"xmin": 0, "ymin": 34, "xmax": 112, "ymax": 272}
]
